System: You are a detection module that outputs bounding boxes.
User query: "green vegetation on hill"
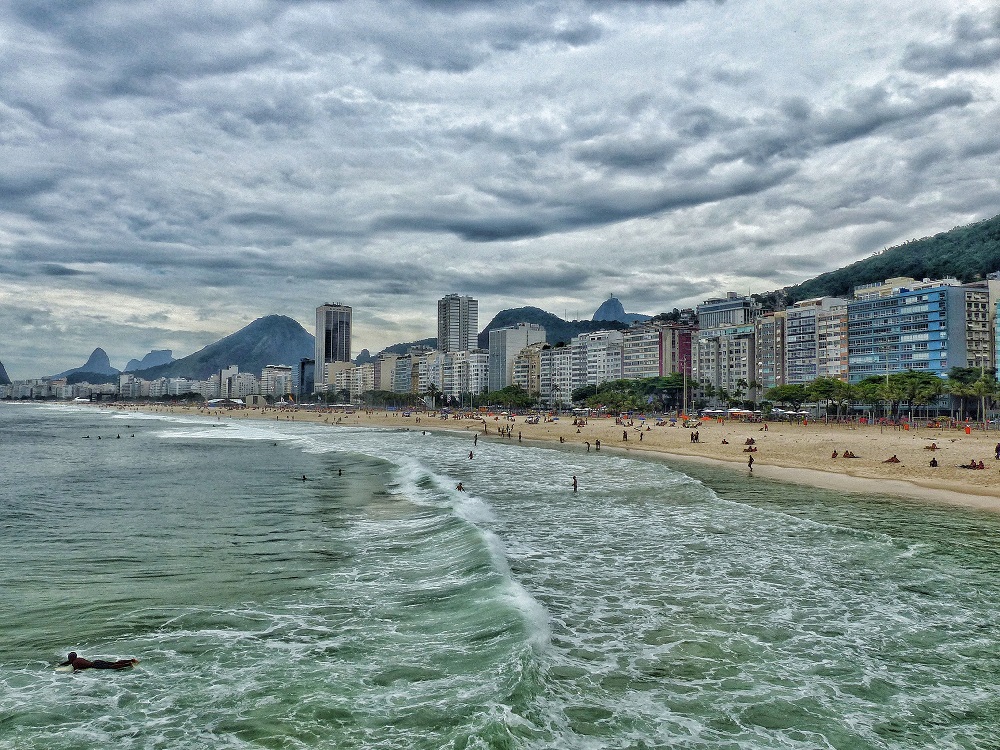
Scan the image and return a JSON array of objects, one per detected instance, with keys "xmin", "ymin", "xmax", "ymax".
[
  {"xmin": 476, "ymin": 306, "xmax": 628, "ymax": 348},
  {"xmin": 66, "ymin": 371, "xmax": 118, "ymax": 385},
  {"xmin": 377, "ymin": 338, "xmax": 437, "ymax": 357},
  {"xmin": 784, "ymin": 213, "xmax": 1000, "ymax": 302}
]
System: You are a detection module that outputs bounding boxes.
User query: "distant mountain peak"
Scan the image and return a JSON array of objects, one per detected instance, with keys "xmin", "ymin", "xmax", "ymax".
[
  {"xmin": 84, "ymin": 348, "xmax": 115, "ymax": 374},
  {"xmin": 592, "ymin": 296, "xmax": 651, "ymax": 324},
  {"xmin": 593, "ymin": 296, "xmax": 626, "ymax": 322},
  {"xmin": 51, "ymin": 347, "xmax": 119, "ymax": 380},
  {"xmin": 125, "ymin": 349, "xmax": 174, "ymax": 373},
  {"xmin": 0, "ymin": 359, "xmax": 10, "ymax": 385}
]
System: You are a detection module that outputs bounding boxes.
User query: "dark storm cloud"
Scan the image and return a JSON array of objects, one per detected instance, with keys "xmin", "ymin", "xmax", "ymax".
[
  {"xmin": 573, "ymin": 135, "xmax": 681, "ymax": 171},
  {"xmin": 39, "ymin": 263, "xmax": 88, "ymax": 277},
  {"xmin": 0, "ymin": 173, "xmax": 60, "ymax": 204},
  {"xmin": 448, "ymin": 263, "xmax": 593, "ymax": 295},
  {"xmin": 718, "ymin": 85, "xmax": 974, "ymax": 166},
  {"xmin": 903, "ymin": 12, "xmax": 1000, "ymax": 74},
  {"xmin": 378, "ymin": 160, "xmax": 796, "ymax": 242},
  {"xmin": 283, "ymin": 0, "xmax": 608, "ymax": 75}
]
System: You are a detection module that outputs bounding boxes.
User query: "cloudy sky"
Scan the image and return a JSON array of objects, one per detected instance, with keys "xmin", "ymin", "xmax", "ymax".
[{"xmin": 2, "ymin": 0, "xmax": 999, "ymax": 377}]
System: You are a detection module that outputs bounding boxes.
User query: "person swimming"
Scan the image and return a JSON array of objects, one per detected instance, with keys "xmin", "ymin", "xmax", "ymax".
[{"xmin": 59, "ymin": 652, "xmax": 138, "ymax": 671}]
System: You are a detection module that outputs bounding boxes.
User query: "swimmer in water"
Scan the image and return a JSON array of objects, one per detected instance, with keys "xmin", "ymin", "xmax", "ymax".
[{"xmin": 59, "ymin": 652, "xmax": 138, "ymax": 671}]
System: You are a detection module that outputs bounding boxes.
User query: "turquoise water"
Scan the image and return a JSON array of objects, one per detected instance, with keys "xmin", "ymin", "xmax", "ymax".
[{"xmin": 1, "ymin": 403, "xmax": 999, "ymax": 749}]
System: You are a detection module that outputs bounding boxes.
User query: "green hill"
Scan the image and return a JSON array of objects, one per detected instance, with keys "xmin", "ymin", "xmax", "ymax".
[
  {"xmin": 136, "ymin": 315, "xmax": 314, "ymax": 380},
  {"xmin": 784, "ymin": 213, "xmax": 1000, "ymax": 303}
]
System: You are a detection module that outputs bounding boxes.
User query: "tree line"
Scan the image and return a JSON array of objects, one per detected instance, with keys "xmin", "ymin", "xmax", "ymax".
[{"xmin": 333, "ymin": 366, "xmax": 1000, "ymax": 421}]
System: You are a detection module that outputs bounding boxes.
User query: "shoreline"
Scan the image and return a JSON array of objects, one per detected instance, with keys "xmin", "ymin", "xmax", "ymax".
[{"xmin": 95, "ymin": 402, "xmax": 1000, "ymax": 512}]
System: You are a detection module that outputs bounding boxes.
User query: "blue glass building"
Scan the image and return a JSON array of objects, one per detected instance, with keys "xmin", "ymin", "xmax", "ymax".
[{"xmin": 847, "ymin": 284, "xmax": 969, "ymax": 383}]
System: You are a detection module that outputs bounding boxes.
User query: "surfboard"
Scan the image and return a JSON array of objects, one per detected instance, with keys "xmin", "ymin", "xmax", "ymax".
[{"xmin": 54, "ymin": 665, "xmax": 74, "ymax": 673}]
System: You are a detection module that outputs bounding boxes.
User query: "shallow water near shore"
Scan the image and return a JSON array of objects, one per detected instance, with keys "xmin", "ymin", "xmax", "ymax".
[{"xmin": 2, "ymin": 403, "xmax": 1000, "ymax": 749}]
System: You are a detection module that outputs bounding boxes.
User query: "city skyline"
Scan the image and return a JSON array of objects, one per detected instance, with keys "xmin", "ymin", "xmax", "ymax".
[
  {"xmin": 5, "ymin": 291, "xmax": 641, "ymax": 379},
  {"xmin": 6, "ymin": 275, "xmax": 998, "ymax": 404},
  {"xmin": 2, "ymin": 1, "xmax": 999, "ymax": 378}
]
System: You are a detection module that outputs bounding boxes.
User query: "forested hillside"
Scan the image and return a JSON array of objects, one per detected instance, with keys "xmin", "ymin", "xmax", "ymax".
[{"xmin": 783, "ymin": 213, "xmax": 1000, "ymax": 302}]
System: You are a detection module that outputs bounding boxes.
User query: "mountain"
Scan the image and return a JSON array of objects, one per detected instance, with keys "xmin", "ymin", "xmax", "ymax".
[
  {"xmin": 0, "ymin": 360, "xmax": 10, "ymax": 385},
  {"xmin": 125, "ymin": 349, "xmax": 175, "ymax": 372},
  {"xmin": 134, "ymin": 315, "xmax": 314, "ymax": 380},
  {"xmin": 783, "ymin": 213, "xmax": 1000, "ymax": 303},
  {"xmin": 51, "ymin": 348, "xmax": 119, "ymax": 380},
  {"xmin": 378, "ymin": 338, "xmax": 438, "ymax": 357},
  {"xmin": 592, "ymin": 295, "xmax": 651, "ymax": 324},
  {"xmin": 476, "ymin": 306, "xmax": 629, "ymax": 348}
]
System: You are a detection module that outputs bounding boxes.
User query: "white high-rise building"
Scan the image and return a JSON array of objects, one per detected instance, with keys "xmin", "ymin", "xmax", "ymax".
[
  {"xmin": 443, "ymin": 349, "xmax": 490, "ymax": 402},
  {"xmin": 488, "ymin": 323, "xmax": 546, "ymax": 391},
  {"xmin": 622, "ymin": 325, "xmax": 662, "ymax": 380},
  {"xmin": 437, "ymin": 294, "xmax": 478, "ymax": 353},
  {"xmin": 219, "ymin": 365, "xmax": 239, "ymax": 398},
  {"xmin": 540, "ymin": 344, "xmax": 573, "ymax": 408},
  {"xmin": 571, "ymin": 330, "xmax": 624, "ymax": 390},
  {"xmin": 784, "ymin": 298, "xmax": 849, "ymax": 384},
  {"xmin": 512, "ymin": 342, "xmax": 547, "ymax": 396},
  {"xmin": 262, "ymin": 364, "xmax": 294, "ymax": 398}
]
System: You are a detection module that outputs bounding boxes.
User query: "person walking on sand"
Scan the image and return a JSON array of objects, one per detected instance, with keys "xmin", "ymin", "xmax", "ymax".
[
  {"xmin": 747, "ymin": 454, "xmax": 754, "ymax": 471},
  {"xmin": 572, "ymin": 475, "xmax": 578, "ymax": 493}
]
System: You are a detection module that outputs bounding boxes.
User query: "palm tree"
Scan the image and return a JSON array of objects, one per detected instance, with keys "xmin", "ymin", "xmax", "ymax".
[
  {"xmin": 880, "ymin": 378, "xmax": 907, "ymax": 420},
  {"xmin": 807, "ymin": 377, "xmax": 838, "ymax": 420},
  {"xmin": 853, "ymin": 380, "xmax": 883, "ymax": 421},
  {"xmin": 713, "ymin": 387, "xmax": 730, "ymax": 409},
  {"xmin": 734, "ymin": 378, "xmax": 748, "ymax": 406},
  {"xmin": 425, "ymin": 383, "xmax": 441, "ymax": 409},
  {"xmin": 830, "ymin": 379, "xmax": 854, "ymax": 420},
  {"xmin": 972, "ymin": 376, "xmax": 996, "ymax": 423},
  {"xmin": 910, "ymin": 379, "xmax": 944, "ymax": 421},
  {"xmin": 946, "ymin": 380, "xmax": 974, "ymax": 421}
]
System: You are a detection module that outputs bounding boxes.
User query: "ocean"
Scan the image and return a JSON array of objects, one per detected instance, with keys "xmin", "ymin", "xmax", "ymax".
[{"xmin": 1, "ymin": 402, "xmax": 999, "ymax": 749}]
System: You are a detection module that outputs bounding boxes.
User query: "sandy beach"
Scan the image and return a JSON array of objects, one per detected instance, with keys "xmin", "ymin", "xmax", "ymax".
[{"xmin": 107, "ymin": 404, "xmax": 1000, "ymax": 512}]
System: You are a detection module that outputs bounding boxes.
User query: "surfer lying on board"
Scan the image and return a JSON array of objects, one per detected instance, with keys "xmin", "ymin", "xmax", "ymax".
[{"xmin": 59, "ymin": 652, "xmax": 138, "ymax": 671}]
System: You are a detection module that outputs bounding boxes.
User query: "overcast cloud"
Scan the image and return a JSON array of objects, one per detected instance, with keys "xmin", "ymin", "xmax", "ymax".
[{"xmin": 2, "ymin": 0, "xmax": 999, "ymax": 377}]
